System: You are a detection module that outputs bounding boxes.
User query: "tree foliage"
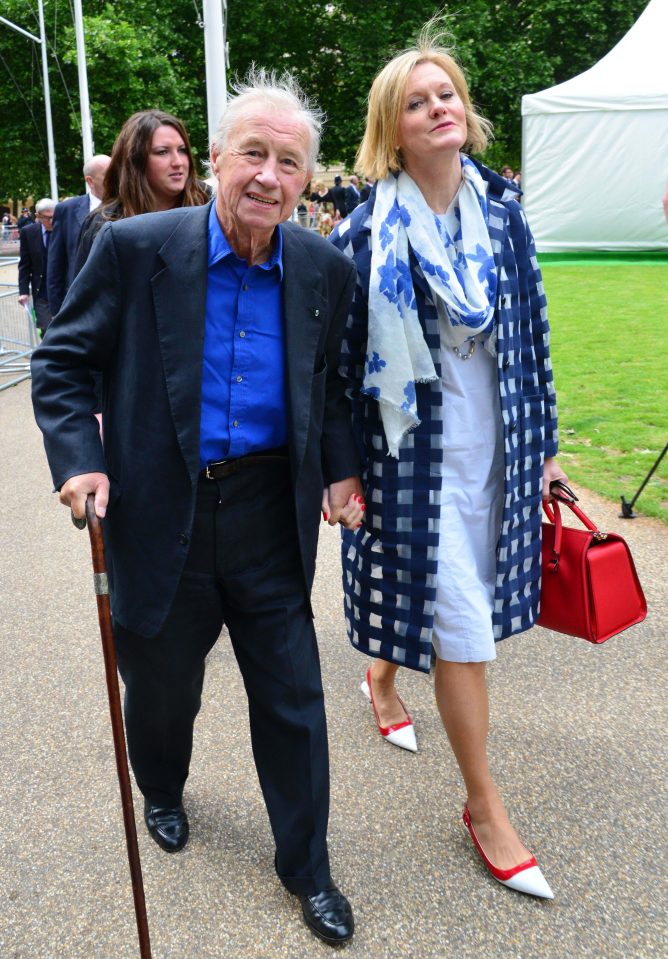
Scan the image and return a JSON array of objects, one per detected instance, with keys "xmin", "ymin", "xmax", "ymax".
[{"xmin": 0, "ymin": 0, "xmax": 648, "ymax": 198}]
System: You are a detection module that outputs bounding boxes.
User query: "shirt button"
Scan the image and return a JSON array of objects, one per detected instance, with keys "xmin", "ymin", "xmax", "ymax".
[
  {"xmin": 239, "ymin": 330, "xmax": 246, "ymax": 338},
  {"xmin": 236, "ymin": 375, "xmax": 243, "ymax": 383},
  {"xmin": 179, "ymin": 533, "xmax": 189, "ymax": 545},
  {"xmin": 233, "ymin": 420, "xmax": 239, "ymax": 427}
]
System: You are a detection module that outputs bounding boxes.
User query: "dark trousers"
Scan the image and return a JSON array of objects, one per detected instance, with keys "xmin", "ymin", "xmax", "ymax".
[
  {"xmin": 114, "ymin": 461, "xmax": 332, "ymax": 895},
  {"xmin": 33, "ymin": 296, "xmax": 52, "ymax": 336}
]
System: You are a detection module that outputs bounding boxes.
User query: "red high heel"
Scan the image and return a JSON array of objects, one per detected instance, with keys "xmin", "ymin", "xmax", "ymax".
[
  {"xmin": 360, "ymin": 666, "xmax": 417, "ymax": 752},
  {"xmin": 462, "ymin": 805, "xmax": 554, "ymax": 899}
]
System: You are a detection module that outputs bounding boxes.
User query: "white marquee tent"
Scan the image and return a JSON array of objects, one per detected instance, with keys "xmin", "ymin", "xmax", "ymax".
[{"xmin": 521, "ymin": 0, "xmax": 668, "ymax": 252}]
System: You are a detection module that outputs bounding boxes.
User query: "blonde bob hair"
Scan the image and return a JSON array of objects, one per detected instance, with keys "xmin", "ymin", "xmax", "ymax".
[{"xmin": 357, "ymin": 27, "xmax": 493, "ymax": 181}]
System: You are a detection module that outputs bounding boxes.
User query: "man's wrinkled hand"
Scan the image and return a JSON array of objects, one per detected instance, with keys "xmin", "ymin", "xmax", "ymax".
[{"xmin": 60, "ymin": 472, "xmax": 109, "ymax": 525}]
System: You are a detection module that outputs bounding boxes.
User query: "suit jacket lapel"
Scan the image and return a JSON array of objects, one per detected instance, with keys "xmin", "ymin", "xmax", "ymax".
[
  {"xmin": 281, "ymin": 224, "xmax": 327, "ymax": 472},
  {"xmin": 151, "ymin": 204, "xmax": 210, "ymax": 481}
]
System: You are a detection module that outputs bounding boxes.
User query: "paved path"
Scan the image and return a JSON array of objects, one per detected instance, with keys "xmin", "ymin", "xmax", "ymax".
[{"xmin": 1, "ymin": 380, "xmax": 666, "ymax": 959}]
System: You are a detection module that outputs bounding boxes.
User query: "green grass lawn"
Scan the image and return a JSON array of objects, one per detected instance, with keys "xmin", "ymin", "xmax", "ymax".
[{"xmin": 540, "ymin": 261, "xmax": 668, "ymax": 523}]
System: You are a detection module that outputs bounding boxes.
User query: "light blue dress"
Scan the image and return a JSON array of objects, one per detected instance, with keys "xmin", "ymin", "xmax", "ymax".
[
  {"xmin": 432, "ymin": 330, "xmax": 504, "ymax": 662},
  {"xmin": 431, "ymin": 206, "xmax": 504, "ymax": 663}
]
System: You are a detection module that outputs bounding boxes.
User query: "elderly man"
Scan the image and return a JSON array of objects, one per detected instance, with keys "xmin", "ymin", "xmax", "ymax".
[
  {"xmin": 31, "ymin": 70, "xmax": 362, "ymax": 945},
  {"xmin": 18, "ymin": 198, "xmax": 56, "ymax": 336},
  {"xmin": 47, "ymin": 154, "xmax": 111, "ymax": 316}
]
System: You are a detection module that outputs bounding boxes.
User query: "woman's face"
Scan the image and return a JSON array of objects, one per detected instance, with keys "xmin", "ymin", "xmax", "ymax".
[
  {"xmin": 145, "ymin": 124, "xmax": 191, "ymax": 209},
  {"xmin": 396, "ymin": 62, "xmax": 467, "ymax": 168}
]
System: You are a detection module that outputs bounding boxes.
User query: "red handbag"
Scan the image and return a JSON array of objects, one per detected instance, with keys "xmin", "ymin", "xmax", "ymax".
[{"xmin": 538, "ymin": 486, "xmax": 647, "ymax": 643}]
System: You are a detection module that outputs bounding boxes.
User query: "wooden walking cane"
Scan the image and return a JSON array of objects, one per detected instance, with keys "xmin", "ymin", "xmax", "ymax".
[{"xmin": 83, "ymin": 494, "xmax": 153, "ymax": 959}]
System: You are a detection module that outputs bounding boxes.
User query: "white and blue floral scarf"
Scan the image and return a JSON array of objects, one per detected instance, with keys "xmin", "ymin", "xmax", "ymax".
[{"xmin": 366, "ymin": 155, "xmax": 498, "ymax": 457}]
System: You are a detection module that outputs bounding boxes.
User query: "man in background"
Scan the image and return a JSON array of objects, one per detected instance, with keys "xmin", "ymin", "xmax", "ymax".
[
  {"xmin": 344, "ymin": 174, "xmax": 361, "ymax": 214},
  {"xmin": 18, "ymin": 198, "xmax": 55, "ymax": 336},
  {"xmin": 17, "ymin": 207, "xmax": 34, "ymax": 229},
  {"xmin": 328, "ymin": 174, "xmax": 348, "ymax": 219},
  {"xmin": 47, "ymin": 154, "xmax": 111, "ymax": 315},
  {"xmin": 359, "ymin": 176, "xmax": 374, "ymax": 203}
]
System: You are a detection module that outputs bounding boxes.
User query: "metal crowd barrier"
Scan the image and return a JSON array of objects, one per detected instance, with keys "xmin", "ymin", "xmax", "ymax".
[{"xmin": 0, "ymin": 257, "xmax": 40, "ymax": 391}]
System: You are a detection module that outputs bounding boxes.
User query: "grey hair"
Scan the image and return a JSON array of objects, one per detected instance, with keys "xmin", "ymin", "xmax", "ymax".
[
  {"xmin": 35, "ymin": 197, "xmax": 56, "ymax": 213},
  {"xmin": 212, "ymin": 65, "xmax": 323, "ymax": 172}
]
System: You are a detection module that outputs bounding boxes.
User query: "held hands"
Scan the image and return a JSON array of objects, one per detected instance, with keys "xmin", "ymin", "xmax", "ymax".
[
  {"xmin": 60, "ymin": 472, "xmax": 109, "ymax": 525},
  {"xmin": 322, "ymin": 476, "xmax": 365, "ymax": 531},
  {"xmin": 542, "ymin": 457, "xmax": 569, "ymax": 501}
]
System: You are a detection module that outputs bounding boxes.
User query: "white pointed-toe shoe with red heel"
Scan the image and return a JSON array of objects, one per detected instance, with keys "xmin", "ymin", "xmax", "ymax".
[
  {"xmin": 360, "ymin": 666, "xmax": 417, "ymax": 753},
  {"xmin": 462, "ymin": 805, "xmax": 554, "ymax": 899}
]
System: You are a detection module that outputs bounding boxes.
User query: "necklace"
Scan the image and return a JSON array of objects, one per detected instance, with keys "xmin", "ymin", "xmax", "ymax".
[{"xmin": 452, "ymin": 340, "xmax": 476, "ymax": 361}]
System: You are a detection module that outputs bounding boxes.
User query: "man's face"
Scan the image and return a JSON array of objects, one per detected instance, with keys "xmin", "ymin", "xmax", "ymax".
[
  {"xmin": 211, "ymin": 110, "xmax": 311, "ymax": 244},
  {"xmin": 37, "ymin": 208, "xmax": 55, "ymax": 232}
]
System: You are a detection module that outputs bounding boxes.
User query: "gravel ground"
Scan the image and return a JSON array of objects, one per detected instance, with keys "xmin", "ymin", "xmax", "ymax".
[{"xmin": 1, "ymin": 379, "xmax": 666, "ymax": 959}]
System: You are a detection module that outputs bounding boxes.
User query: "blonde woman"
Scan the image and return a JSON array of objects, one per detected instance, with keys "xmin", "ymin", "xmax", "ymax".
[{"xmin": 331, "ymin": 25, "xmax": 567, "ymax": 899}]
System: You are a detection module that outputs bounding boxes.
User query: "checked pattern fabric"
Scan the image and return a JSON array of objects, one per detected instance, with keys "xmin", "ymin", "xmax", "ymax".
[{"xmin": 330, "ymin": 159, "xmax": 558, "ymax": 673}]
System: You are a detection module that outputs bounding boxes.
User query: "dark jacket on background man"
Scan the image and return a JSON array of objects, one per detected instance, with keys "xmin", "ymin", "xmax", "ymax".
[
  {"xmin": 47, "ymin": 194, "xmax": 91, "ymax": 315},
  {"xmin": 18, "ymin": 222, "xmax": 48, "ymax": 301}
]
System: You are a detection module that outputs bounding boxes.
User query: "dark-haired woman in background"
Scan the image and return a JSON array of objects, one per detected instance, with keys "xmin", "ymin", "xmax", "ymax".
[
  {"xmin": 73, "ymin": 109, "xmax": 210, "ymax": 419},
  {"xmin": 76, "ymin": 108, "xmax": 209, "ymax": 266}
]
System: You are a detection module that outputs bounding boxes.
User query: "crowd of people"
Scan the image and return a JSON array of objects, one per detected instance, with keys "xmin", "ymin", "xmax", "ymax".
[{"xmin": 29, "ymin": 18, "xmax": 568, "ymax": 947}]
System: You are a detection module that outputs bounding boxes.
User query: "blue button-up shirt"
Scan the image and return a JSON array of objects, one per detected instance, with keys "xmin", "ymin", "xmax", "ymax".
[{"xmin": 199, "ymin": 203, "xmax": 287, "ymax": 468}]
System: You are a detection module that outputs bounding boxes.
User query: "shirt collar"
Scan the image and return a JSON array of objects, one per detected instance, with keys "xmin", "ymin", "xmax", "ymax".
[{"xmin": 207, "ymin": 200, "xmax": 283, "ymax": 278}]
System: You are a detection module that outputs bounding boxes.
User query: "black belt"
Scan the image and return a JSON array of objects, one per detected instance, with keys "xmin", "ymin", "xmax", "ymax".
[{"xmin": 200, "ymin": 447, "xmax": 289, "ymax": 480}]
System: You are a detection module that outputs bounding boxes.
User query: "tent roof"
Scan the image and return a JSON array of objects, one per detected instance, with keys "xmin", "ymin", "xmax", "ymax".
[{"xmin": 522, "ymin": 0, "xmax": 668, "ymax": 114}]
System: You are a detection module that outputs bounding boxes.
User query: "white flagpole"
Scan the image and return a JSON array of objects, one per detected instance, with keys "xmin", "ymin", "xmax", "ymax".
[
  {"xmin": 2, "ymin": 8, "xmax": 59, "ymax": 197},
  {"xmin": 38, "ymin": 0, "xmax": 58, "ymax": 200},
  {"xmin": 203, "ymin": 0, "xmax": 227, "ymax": 148},
  {"xmin": 37, "ymin": 0, "xmax": 58, "ymax": 199},
  {"xmin": 73, "ymin": 0, "xmax": 94, "ymax": 163}
]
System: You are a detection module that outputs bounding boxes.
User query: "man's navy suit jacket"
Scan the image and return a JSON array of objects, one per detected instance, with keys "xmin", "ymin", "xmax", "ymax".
[
  {"xmin": 47, "ymin": 194, "xmax": 89, "ymax": 314},
  {"xmin": 18, "ymin": 222, "xmax": 48, "ymax": 299},
  {"xmin": 31, "ymin": 202, "xmax": 360, "ymax": 637}
]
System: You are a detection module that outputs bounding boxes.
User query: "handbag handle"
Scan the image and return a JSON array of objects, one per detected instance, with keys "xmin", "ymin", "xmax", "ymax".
[
  {"xmin": 542, "ymin": 496, "xmax": 602, "ymax": 572},
  {"xmin": 549, "ymin": 479, "xmax": 579, "ymax": 503}
]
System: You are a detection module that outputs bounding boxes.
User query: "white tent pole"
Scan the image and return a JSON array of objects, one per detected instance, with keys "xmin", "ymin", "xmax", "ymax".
[
  {"xmin": 203, "ymin": 0, "xmax": 227, "ymax": 148},
  {"xmin": 37, "ymin": 0, "xmax": 58, "ymax": 199},
  {"xmin": 73, "ymin": 0, "xmax": 94, "ymax": 163}
]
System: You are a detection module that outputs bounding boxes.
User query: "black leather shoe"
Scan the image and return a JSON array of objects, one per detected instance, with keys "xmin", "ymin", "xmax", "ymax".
[
  {"xmin": 144, "ymin": 801, "xmax": 189, "ymax": 853},
  {"xmin": 300, "ymin": 885, "xmax": 354, "ymax": 944}
]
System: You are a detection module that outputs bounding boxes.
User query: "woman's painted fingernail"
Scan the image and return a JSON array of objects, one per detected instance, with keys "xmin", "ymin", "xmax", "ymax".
[
  {"xmin": 361, "ymin": 504, "xmax": 366, "ymax": 510},
  {"xmin": 323, "ymin": 512, "xmax": 329, "ymax": 521}
]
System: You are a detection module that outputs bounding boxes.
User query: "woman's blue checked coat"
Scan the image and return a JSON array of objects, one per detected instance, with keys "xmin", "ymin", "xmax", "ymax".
[{"xmin": 330, "ymin": 160, "xmax": 559, "ymax": 674}]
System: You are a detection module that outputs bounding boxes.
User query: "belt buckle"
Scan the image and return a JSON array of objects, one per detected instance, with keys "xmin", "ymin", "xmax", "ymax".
[{"xmin": 205, "ymin": 459, "xmax": 229, "ymax": 479}]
